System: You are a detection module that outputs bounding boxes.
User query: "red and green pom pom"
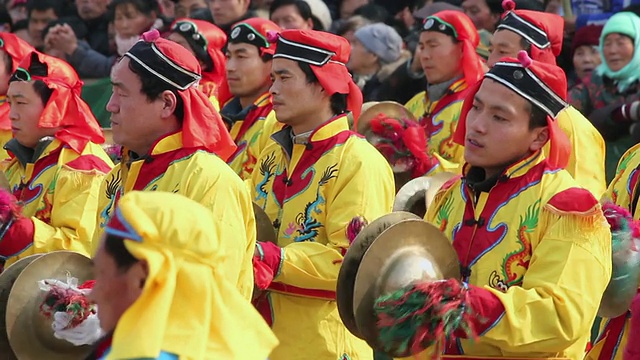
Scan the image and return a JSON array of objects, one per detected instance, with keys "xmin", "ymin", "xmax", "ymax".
[
  {"xmin": 39, "ymin": 283, "xmax": 96, "ymax": 329},
  {"xmin": 374, "ymin": 279, "xmax": 479, "ymax": 358}
]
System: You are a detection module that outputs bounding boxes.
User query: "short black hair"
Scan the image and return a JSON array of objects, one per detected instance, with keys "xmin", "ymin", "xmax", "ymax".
[
  {"xmin": 297, "ymin": 61, "xmax": 348, "ymax": 116},
  {"xmin": 127, "ymin": 58, "xmax": 185, "ymax": 123},
  {"xmin": 32, "ymin": 80, "xmax": 53, "ymax": 106},
  {"xmin": 104, "ymin": 233, "xmax": 139, "ymax": 271},
  {"xmin": 26, "ymin": 0, "xmax": 65, "ymax": 18},
  {"xmin": 525, "ymin": 100, "xmax": 548, "ymax": 130},
  {"xmin": 353, "ymin": 3, "xmax": 390, "ymax": 23}
]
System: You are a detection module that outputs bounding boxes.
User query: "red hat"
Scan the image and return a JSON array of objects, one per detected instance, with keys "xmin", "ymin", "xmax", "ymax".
[
  {"xmin": 422, "ymin": 11, "xmax": 484, "ymax": 87},
  {"xmin": 453, "ymin": 51, "xmax": 571, "ymax": 169},
  {"xmin": 272, "ymin": 29, "xmax": 363, "ymax": 125},
  {"xmin": 0, "ymin": 33, "xmax": 35, "ymax": 131},
  {"xmin": 498, "ymin": 0, "xmax": 563, "ymax": 65},
  {"xmin": 229, "ymin": 18, "xmax": 281, "ymax": 56},
  {"xmin": 571, "ymin": 24, "xmax": 603, "ymax": 57},
  {"xmin": 9, "ymin": 52, "xmax": 105, "ymax": 153},
  {"xmin": 125, "ymin": 29, "xmax": 236, "ymax": 161}
]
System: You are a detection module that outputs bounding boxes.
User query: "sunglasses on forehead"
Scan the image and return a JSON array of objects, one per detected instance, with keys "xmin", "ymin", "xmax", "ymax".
[{"xmin": 172, "ymin": 21, "xmax": 208, "ymax": 51}]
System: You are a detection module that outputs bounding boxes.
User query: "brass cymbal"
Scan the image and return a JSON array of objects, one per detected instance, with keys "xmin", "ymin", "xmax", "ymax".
[
  {"xmin": 7, "ymin": 251, "xmax": 94, "ymax": 360},
  {"xmin": 0, "ymin": 254, "xmax": 43, "ymax": 359},
  {"xmin": 253, "ymin": 202, "xmax": 277, "ymax": 244},
  {"xmin": 356, "ymin": 101, "xmax": 418, "ymax": 136},
  {"xmin": 336, "ymin": 212, "xmax": 421, "ymax": 338},
  {"xmin": 353, "ymin": 220, "xmax": 460, "ymax": 354},
  {"xmin": 393, "ymin": 172, "xmax": 457, "ymax": 217}
]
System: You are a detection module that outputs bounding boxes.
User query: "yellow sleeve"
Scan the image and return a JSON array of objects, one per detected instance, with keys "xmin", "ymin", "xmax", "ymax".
[
  {"xmin": 209, "ymin": 94, "xmax": 220, "ymax": 112},
  {"xmin": 183, "ymin": 159, "xmax": 256, "ymax": 301},
  {"xmin": 274, "ymin": 146, "xmax": 396, "ymax": 292},
  {"xmin": 554, "ymin": 107, "xmax": 607, "ymax": 198},
  {"xmin": 405, "ymin": 92, "xmax": 425, "ymax": 119},
  {"xmin": 478, "ymin": 206, "xmax": 612, "ymax": 353},
  {"xmin": 3, "ymin": 167, "xmax": 106, "ymax": 266}
]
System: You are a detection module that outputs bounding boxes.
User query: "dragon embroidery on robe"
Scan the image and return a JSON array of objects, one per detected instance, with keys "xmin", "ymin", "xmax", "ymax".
[
  {"xmin": 284, "ymin": 164, "xmax": 338, "ymax": 242},
  {"xmin": 255, "ymin": 153, "xmax": 277, "ymax": 207},
  {"xmin": 490, "ymin": 200, "xmax": 539, "ymax": 292},
  {"xmin": 99, "ymin": 171, "xmax": 122, "ymax": 227}
]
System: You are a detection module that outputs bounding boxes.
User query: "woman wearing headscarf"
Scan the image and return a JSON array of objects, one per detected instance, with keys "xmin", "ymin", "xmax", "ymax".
[
  {"xmin": 569, "ymin": 12, "xmax": 640, "ymax": 181},
  {"xmin": 0, "ymin": 51, "xmax": 113, "ymax": 269}
]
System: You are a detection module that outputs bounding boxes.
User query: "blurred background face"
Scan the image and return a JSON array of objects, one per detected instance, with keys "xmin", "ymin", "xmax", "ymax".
[
  {"xmin": 28, "ymin": 8, "xmax": 58, "ymax": 47},
  {"xmin": 462, "ymin": 0, "xmax": 499, "ymax": 32},
  {"xmin": 270, "ymin": 4, "xmax": 312, "ymax": 29},
  {"xmin": 602, "ymin": 33, "xmax": 634, "ymax": 72},
  {"xmin": 76, "ymin": 0, "xmax": 109, "ymax": 20},
  {"xmin": 573, "ymin": 45, "xmax": 601, "ymax": 80},
  {"xmin": 209, "ymin": 0, "xmax": 249, "ymax": 26},
  {"xmin": 347, "ymin": 38, "xmax": 378, "ymax": 75},
  {"xmin": 175, "ymin": 0, "xmax": 207, "ymax": 19},
  {"xmin": 114, "ymin": 3, "xmax": 155, "ymax": 38}
]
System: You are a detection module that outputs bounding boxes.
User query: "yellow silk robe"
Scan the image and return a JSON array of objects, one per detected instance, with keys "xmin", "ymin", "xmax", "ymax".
[
  {"xmin": 586, "ymin": 142, "xmax": 640, "ymax": 360},
  {"xmin": 552, "ymin": 106, "xmax": 606, "ymax": 197},
  {"xmin": 225, "ymin": 93, "xmax": 283, "ymax": 180},
  {"xmin": 250, "ymin": 115, "xmax": 395, "ymax": 360},
  {"xmin": 404, "ymin": 79, "xmax": 468, "ymax": 175},
  {"xmin": 414, "ymin": 152, "xmax": 612, "ymax": 360},
  {"xmin": 1, "ymin": 139, "xmax": 113, "ymax": 267},
  {"xmin": 94, "ymin": 132, "xmax": 256, "ymax": 300}
]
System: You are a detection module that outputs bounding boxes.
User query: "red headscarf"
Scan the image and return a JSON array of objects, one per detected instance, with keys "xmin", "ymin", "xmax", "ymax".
[
  {"xmin": 499, "ymin": 0, "xmax": 563, "ymax": 65},
  {"xmin": 170, "ymin": 19, "xmax": 231, "ymax": 104},
  {"xmin": 126, "ymin": 30, "xmax": 236, "ymax": 161},
  {"xmin": 0, "ymin": 33, "xmax": 35, "ymax": 130},
  {"xmin": 453, "ymin": 51, "xmax": 571, "ymax": 169},
  {"xmin": 271, "ymin": 29, "xmax": 363, "ymax": 125},
  {"xmin": 11, "ymin": 52, "xmax": 105, "ymax": 153},
  {"xmin": 424, "ymin": 11, "xmax": 485, "ymax": 87}
]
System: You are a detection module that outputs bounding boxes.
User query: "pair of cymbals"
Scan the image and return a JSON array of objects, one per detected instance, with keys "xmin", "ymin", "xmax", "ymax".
[
  {"xmin": 0, "ymin": 251, "xmax": 94, "ymax": 360},
  {"xmin": 393, "ymin": 172, "xmax": 457, "ymax": 218},
  {"xmin": 336, "ymin": 213, "xmax": 460, "ymax": 357}
]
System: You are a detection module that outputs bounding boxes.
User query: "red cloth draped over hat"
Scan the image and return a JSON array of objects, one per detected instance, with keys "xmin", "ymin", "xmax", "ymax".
[
  {"xmin": 428, "ymin": 11, "xmax": 485, "ymax": 87},
  {"xmin": 500, "ymin": 0, "xmax": 564, "ymax": 65},
  {"xmin": 274, "ymin": 29, "xmax": 363, "ymax": 127},
  {"xmin": 0, "ymin": 33, "xmax": 35, "ymax": 131},
  {"xmin": 14, "ymin": 52, "xmax": 105, "ymax": 153},
  {"xmin": 171, "ymin": 19, "xmax": 231, "ymax": 105},
  {"xmin": 132, "ymin": 30, "xmax": 236, "ymax": 161},
  {"xmin": 453, "ymin": 53, "xmax": 571, "ymax": 169}
]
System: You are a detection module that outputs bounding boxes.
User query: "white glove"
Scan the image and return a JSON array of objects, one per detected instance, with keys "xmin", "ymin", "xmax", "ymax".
[{"xmin": 51, "ymin": 311, "xmax": 104, "ymax": 346}]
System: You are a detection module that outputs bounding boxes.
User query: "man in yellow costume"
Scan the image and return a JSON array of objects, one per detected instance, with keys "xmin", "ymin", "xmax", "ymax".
[
  {"xmin": 250, "ymin": 29, "xmax": 395, "ymax": 360},
  {"xmin": 0, "ymin": 51, "xmax": 112, "ymax": 269},
  {"xmin": 86, "ymin": 191, "xmax": 279, "ymax": 359},
  {"xmin": 486, "ymin": 0, "xmax": 606, "ymax": 197},
  {"xmin": 222, "ymin": 18, "xmax": 283, "ymax": 179},
  {"xmin": 402, "ymin": 10, "xmax": 485, "ymax": 175},
  {"xmin": 585, "ymin": 142, "xmax": 640, "ymax": 359},
  {"xmin": 95, "ymin": 29, "xmax": 255, "ymax": 300},
  {"xmin": 373, "ymin": 53, "xmax": 612, "ymax": 360},
  {"xmin": 0, "ymin": 33, "xmax": 34, "ymax": 160}
]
